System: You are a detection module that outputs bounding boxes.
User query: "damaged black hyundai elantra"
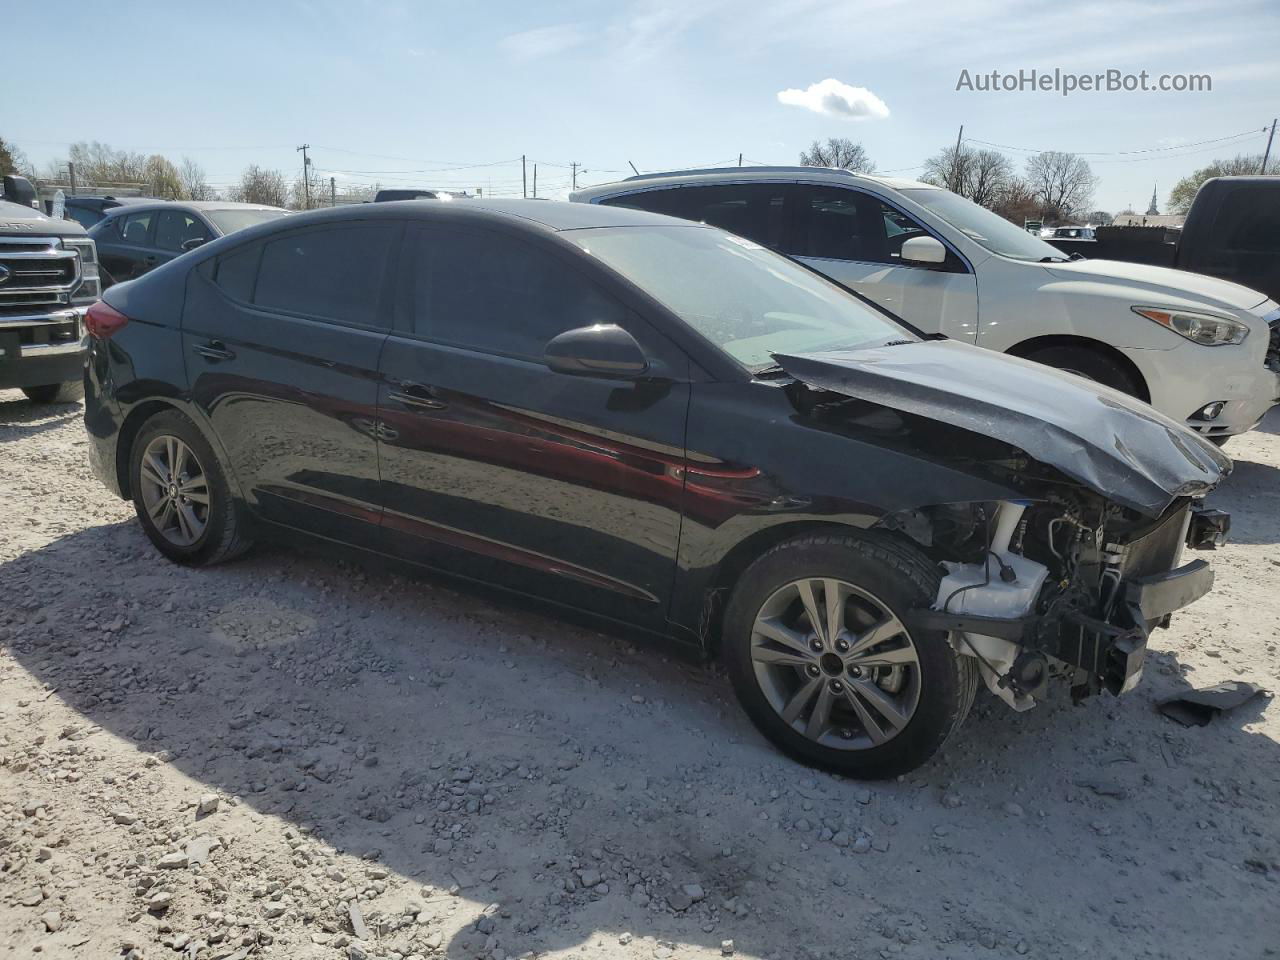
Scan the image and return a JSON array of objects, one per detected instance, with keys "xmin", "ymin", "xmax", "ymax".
[{"xmin": 82, "ymin": 199, "xmax": 1232, "ymax": 777}]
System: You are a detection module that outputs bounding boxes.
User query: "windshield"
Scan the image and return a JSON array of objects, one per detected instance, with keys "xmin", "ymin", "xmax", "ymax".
[
  {"xmin": 207, "ymin": 208, "xmax": 288, "ymax": 235},
  {"xmin": 900, "ymin": 188, "xmax": 1069, "ymax": 262},
  {"xmin": 566, "ymin": 225, "xmax": 913, "ymax": 371}
]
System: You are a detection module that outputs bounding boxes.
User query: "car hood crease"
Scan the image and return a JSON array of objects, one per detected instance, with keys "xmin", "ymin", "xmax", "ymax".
[{"xmin": 773, "ymin": 340, "xmax": 1231, "ymax": 517}]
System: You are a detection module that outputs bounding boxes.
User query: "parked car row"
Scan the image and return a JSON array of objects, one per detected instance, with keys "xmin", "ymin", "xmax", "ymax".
[{"xmin": 82, "ymin": 197, "xmax": 1233, "ymax": 777}]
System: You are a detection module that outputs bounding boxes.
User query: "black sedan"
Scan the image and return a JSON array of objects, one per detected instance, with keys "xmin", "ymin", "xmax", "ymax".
[
  {"xmin": 89, "ymin": 200, "xmax": 287, "ymax": 284},
  {"xmin": 82, "ymin": 199, "xmax": 1230, "ymax": 777}
]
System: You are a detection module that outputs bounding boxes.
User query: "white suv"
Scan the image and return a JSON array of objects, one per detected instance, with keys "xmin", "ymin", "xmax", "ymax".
[{"xmin": 572, "ymin": 168, "xmax": 1280, "ymax": 443}]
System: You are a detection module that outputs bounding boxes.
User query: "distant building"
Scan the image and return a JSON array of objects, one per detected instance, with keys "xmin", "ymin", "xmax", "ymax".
[{"xmin": 1112, "ymin": 212, "xmax": 1185, "ymax": 228}]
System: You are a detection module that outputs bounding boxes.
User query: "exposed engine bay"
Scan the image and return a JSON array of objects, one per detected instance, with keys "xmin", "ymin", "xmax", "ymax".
[{"xmin": 898, "ymin": 494, "xmax": 1228, "ymax": 710}]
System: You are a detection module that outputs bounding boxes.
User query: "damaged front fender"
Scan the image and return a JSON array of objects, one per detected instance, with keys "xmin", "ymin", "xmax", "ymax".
[{"xmin": 773, "ymin": 340, "xmax": 1231, "ymax": 518}]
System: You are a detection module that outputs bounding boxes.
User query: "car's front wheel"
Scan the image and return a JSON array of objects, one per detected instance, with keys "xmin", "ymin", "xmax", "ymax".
[
  {"xmin": 129, "ymin": 409, "xmax": 253, "ymax": 565},
  {"xmin": 722, "ymin": 533, "xmax": 978, "ymax": 778}
]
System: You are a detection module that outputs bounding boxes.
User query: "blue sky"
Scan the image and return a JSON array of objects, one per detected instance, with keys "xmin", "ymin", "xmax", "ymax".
[{"xmin": 7, "ymin": 0, "xmax": 1278, "ymax": 212}]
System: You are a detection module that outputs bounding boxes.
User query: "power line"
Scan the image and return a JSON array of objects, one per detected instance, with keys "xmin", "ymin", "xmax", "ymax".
[{"xmin": 965, "ymin": 126, "xmax": 1266, "ymax": 157}]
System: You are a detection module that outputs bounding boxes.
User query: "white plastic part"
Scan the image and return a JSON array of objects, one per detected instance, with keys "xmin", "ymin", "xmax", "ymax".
[{"xmin": 936, "ymin": 501, "xmax": 1048, "ymax": 711}]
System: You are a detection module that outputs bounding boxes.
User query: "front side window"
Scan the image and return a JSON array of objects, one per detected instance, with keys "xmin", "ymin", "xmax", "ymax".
[
  {"xmin": 120, "ymin": 211, "xmax": 155, "ymax": 246},
  {"xmin": 569, "ymin": 225, "xmax": 912, "ymax": 371},
  {"xmin": 253, "ymin": 223, "xmax": 395, "ymax": 327},
  {"xmin": 793, "ymin": 186, "xmax": 946, "ymax": 266},
  {"xmin": 407, "ymin": 225, "xmax": 625, "ymax": 358},
  {"xmin": 155, "ymin": 210, "xmax": 211, "ymax": 252}
]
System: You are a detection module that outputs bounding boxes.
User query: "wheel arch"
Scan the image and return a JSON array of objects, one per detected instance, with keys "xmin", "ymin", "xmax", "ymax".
[
  {"xmin": 697, "ymin": 519, "xmax": 922, "ymax": 658},
  {"xmin": 115, "ymin": 398, "xmax": 243, "ymax": 501},
  {"xmin": 1005, "ymin": 334, "xmax": 1150, "ymax": 402}
]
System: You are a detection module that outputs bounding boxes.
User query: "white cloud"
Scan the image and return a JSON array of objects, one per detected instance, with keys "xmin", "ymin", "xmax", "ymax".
[
  {"xmin": 499, "ymin": 23, "xmax": 586, "ymax": 61},
  {"xmin": 776, "ymin": 78, "xmax": 890, "ymax": 120}
]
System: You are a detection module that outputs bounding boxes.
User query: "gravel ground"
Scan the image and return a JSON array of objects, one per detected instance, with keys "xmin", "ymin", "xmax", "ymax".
[{"xmin": 1, "ymin": 389, "xmax": 1277, "ymax": 960}]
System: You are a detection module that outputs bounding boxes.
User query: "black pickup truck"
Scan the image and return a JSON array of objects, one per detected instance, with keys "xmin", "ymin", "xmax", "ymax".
[
  {"xmin": 1048, "ymin": 176, "xmax": 1279, "ymax": 303},
  {"xmin": 0, "ymin": 176, "xmax": 101, "ymax": 403}
]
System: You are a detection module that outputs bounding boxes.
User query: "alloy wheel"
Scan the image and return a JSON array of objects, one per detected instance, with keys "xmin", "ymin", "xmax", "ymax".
[
  {"xmin": 750, "ymin": 577, "xmax": 922, "ymax": 750},
  {"xmin": 138, "ymin": 434, "xmax": 210, "ymax": 547}
]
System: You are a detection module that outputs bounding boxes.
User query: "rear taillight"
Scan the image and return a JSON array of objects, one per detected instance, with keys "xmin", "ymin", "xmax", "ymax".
[{"xmin": 85, "ymin": 301, "xmax": 130, "ymax": 339}]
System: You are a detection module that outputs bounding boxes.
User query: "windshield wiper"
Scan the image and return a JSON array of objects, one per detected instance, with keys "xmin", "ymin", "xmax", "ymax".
[{"xmin": 1038, "ymin": 255, "xmax": 1070, "ymax": 263}]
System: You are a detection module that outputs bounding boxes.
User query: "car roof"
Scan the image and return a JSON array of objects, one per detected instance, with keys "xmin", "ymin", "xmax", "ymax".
[
  {"xmin": 570, "ymin": 166, "xmax": 938, "ymax": 202},
  {"xmin": 258, "ymin": 197, "xmax": 694, "ymax": 233},
  {"xmin": 99, "ymin": 200, "xmax": 287, "ymax": 218}
]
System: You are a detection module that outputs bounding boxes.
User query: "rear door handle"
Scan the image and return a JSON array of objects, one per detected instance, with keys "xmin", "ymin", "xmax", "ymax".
[
  {"xmin": 192, "ymin": 340, "xmax": 235, "ymax": 362},
  {"xmin": 388, "ymin": 381, "xmax": 447, "ymax": 410}
]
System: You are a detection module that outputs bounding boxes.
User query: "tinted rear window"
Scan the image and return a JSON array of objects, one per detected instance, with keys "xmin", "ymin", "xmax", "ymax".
[{"xmin": 253, "ymin": 223, "xmax": 395, "ymax": 327}]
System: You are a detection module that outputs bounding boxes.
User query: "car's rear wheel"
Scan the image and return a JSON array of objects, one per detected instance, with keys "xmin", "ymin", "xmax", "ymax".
[
  {"xmin": 129, "ymin": 409, "xmax": 252, "ymax": 565},
  {"xmin": 22, "ymin": 381, "xmax": 84, "ymax": 404},
  {"xmin": 722, "ymin": 533, "xmax": 978, "ymax": 778},
  {"xmin": 1023, "ymin": 345, "xmax": 1141, "ymax": 397}
]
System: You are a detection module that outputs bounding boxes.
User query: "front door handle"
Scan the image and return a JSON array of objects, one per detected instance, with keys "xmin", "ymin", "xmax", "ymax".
[
  {"xmin": 192, "ymin": 340, "xmax": 235, "ymax": 362},
  {"xmin": 388, "ymin": 381, "xmax": 447, "ymax": 410}
]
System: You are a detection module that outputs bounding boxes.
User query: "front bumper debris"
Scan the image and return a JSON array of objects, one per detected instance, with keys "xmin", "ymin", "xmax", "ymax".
[{"xmin": 914, "ymin": 507, "xmax": 1227, "ymax": 702}]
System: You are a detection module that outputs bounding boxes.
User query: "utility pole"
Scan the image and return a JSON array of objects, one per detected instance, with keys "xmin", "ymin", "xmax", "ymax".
[
  {"xmin": 949, "ymin": 125, "xmax": 964, "ymax": 191},
  {"xmin": 1262, "ymin": 119, "xmax": 1278, "ymax": 175},
  {"xmin": 296, "ymin": 144, "xmax": 311, "ymax": 209},
  {"xmin": 571, "ymin": 162, "xmax": 578, "ymax": 190},
  {"xmin": 522, "ymin": 155, "xmax": 527, "ymax": 198},
  {"xmin": 330, "ymin": 176, "xmax": 336, "ymax": 206},
  {"xmin": 68, "ymin": 162, "xmax": 77, "ymax": 196},
  {"xmin": 533, "ymin": 164, "xmax": 538, "ymax": 199}
]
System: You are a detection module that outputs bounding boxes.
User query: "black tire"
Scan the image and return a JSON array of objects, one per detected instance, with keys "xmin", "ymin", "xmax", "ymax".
[
  {"xmin": 723, "ymin": 532, "xmax": 978, "ymax": 779},
  {"xmin": 1023, "ymin": 345, "xmax": 1142, "ymax": 397},
  {"xmin": 22, "ymin": 381, "xmax": 84, "ymax": 404},
  {"xmin": 129, "ymin": 409, "xmax": 253, "ymax": 566}
]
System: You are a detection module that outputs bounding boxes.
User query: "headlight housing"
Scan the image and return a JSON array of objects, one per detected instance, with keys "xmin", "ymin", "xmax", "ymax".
[
  {"xmin": 61, "ymin": 238, "xmax": 100, "ymax": 305},
  {"xmin": 1132, "ymin": 306, "xmax": 1250, "ymax": 346}
]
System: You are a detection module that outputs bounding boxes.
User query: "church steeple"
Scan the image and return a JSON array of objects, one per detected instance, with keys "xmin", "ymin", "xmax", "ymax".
[{"xmin": 1145, "ymin": 185, "xmax": 1159, "ymax": 216}]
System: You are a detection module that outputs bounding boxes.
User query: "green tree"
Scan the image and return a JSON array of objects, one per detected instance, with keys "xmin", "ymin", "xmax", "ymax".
[{"xmin": 1167, "ymin": 154, "xmax": 1269, "ymax": 214}]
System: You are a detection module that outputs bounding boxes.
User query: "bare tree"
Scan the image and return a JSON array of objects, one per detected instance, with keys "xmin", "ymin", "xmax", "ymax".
[
  {"xmin": 921, "ymin": 145, "xmax": 973, "ymax": 194},
  {"xmin": 0, "ymin": 137, "xmax": 33, "ymax": 177},
  {"xmin": 1024, "ymin": 151, "xmax": 1097, "ymax": 221},
  {"xmin": 799, "ymin": 138, "xmax": 875, "ymax": 172},
  {"xmin": 1168, "ymin": 154, "xmax": 1270, "ymax": 214},
  {"xmin": 68, "ymin": 141, "xmax": 148, "ymax": 188},
  {"xmin": 178, "ymin": 157, "xmax": 215, "ymax": 201},
  {"xmin": 923, "ymin": 145, "xmax": 1014, "ymax": 207},
  {"xmin": 144, "ymin": 155, "xmax": 184, "ymax": 200},
  {"xmin": 227, "ymin": 165, "xmax": 288, "ymax": 207},
  {"xmin": 990, "ymin": 176, "xmax": 1041, "ymax": 225}
]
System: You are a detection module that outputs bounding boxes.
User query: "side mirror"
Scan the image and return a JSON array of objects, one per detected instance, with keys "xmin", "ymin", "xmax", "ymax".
[
  {"xmin": 545, "ymin": 324, "xmax": 649, "ymax": 379},
  {"xmin": 181, "ymin": 237, "xmax": 207, "ymax": 252},
  {"xmin": 901, "ymin": 235, "xmax": 946, "ymax": 265}
]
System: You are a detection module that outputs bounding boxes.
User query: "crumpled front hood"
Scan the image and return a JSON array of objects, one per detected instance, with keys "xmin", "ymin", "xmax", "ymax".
[
  {"xmin": 774, "ymin": 340, "xmax": 1231, "ymax": 517},
  {"xmin": 1044, "ymin": 258, "xmax": 1269, "ymax": 312}
]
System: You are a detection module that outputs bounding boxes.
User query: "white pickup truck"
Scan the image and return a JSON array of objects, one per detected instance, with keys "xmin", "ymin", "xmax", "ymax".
[{"xmin": 573, "ymin": 167, "xmax": 1280, "ymax": 444}]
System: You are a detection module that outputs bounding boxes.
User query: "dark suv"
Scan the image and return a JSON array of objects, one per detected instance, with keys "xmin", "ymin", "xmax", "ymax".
[{"xmin": 83, "ymin": 199, "xmax": 1229, "ymax": 777}]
